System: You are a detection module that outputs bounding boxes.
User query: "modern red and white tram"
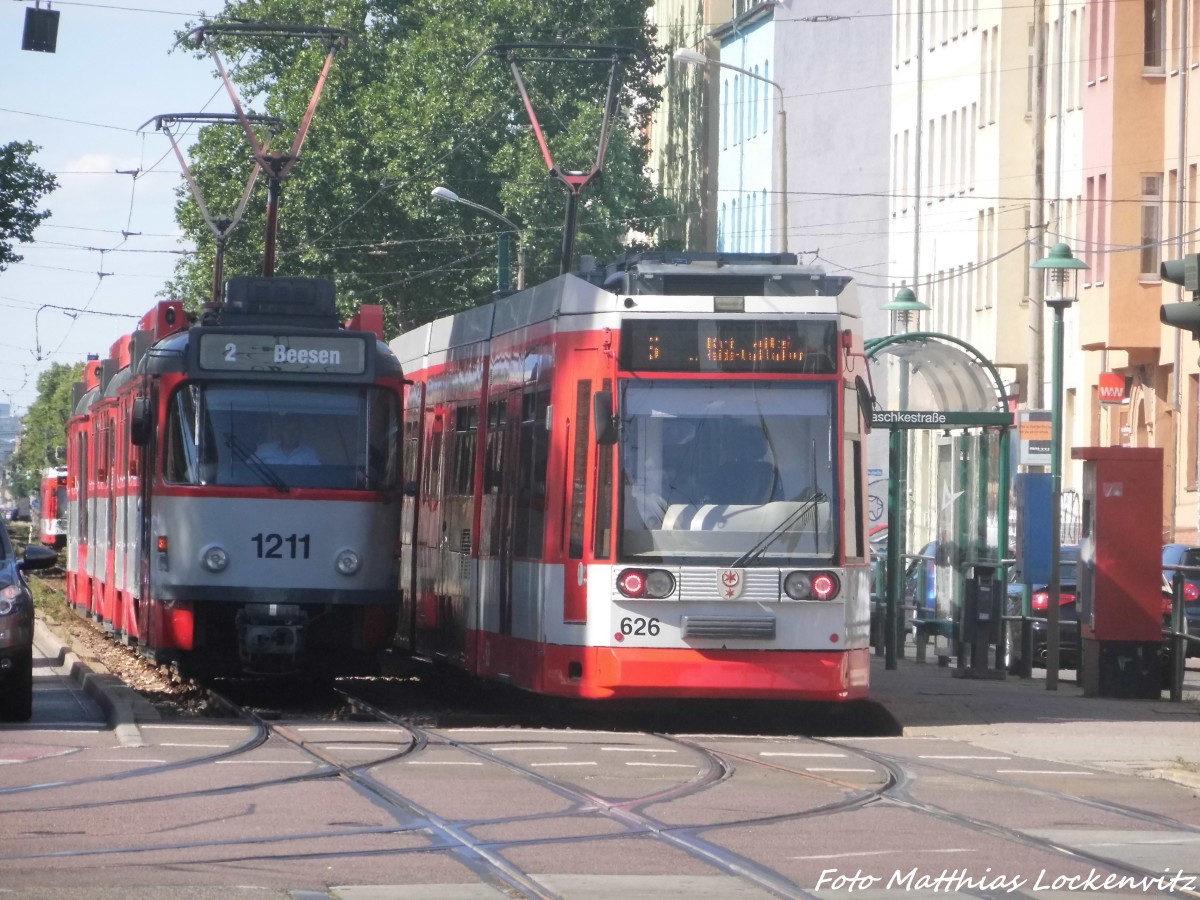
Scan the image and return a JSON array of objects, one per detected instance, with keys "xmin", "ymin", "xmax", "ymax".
[
  {"xmin": 39, "ymin": 466, "xmax": 68, "ymax": 550},
  {"xmin": 64, "ymin": 277, "xmax": 405, "ymax": 674},
  {"xmin": 390, "ymin": 252, "xmax": 872, "ymax": 700}
]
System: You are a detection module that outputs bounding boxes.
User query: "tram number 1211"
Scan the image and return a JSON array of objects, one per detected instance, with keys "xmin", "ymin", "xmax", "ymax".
[{"xmin": 252, "ymin": 533, "xmax": 312, "ymax": 559}]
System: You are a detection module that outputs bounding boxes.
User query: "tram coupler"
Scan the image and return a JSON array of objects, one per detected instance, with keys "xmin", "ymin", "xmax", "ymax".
[{"xmin": 237, "ymin": 603, "xmax": 306, "ymax": 673}]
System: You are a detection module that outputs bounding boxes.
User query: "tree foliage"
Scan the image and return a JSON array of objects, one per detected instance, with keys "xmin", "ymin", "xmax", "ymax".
[
  {"xmin": 0, "ymin": 141, "xmax": 58, "ymax": 273},
  {"xmin": 6, "ymin": 363, "xmax": 81, "ymax": 500},
  {"xmin": 165, "ymin": 0, "xmax": 676, "ymax": 333}
]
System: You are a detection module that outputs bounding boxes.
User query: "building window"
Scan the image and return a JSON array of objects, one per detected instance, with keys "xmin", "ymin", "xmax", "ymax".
[
  {"xmin": 1140, "ymin": 173, "xmax": 1163, "ymax": 276},
  {"xmin": 1145, "ymin": 0, "xmax": 1165, "ymax": 71}
]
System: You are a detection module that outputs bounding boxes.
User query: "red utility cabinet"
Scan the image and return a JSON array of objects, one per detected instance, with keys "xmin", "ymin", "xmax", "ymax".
[{"xmin": 1072, "ymin": 447, "xmax": 1163, "ymax": 698}]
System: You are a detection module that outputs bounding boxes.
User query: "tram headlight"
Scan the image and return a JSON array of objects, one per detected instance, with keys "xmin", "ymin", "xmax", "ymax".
[
  {"xmin": 617, "ymin": 568, "xmax": 674, "ymax": 599},
  {"xmin": 200, "ymin": 544, "xmax": 229, "ymax": 573},
  {"xmin": 335, "ymin": 549, "xmax": 361, "ymax": 576},
  {"xmin": 784, "ymin": 570, "xmax": 840, "ymax": 601}
]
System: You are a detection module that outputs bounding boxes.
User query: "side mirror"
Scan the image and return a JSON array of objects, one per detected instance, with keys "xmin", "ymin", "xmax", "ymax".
[
  {"xmin": 593, "ymin": 390, "xmax": 617, "ymax": 446},
  {"xmin": 130, "ymin": 396, "xmax": 153, "ymax": 446},
  {"xmin": 20, "ymin": 545, "xmax": 59, "ymax": 572},
  {"xmin": 855, "ymin": 376, "xmax": 875, "ymax": 434}
]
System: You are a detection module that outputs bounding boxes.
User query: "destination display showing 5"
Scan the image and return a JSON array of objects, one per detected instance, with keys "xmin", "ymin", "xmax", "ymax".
[
  {"xmin": 620, "ymin": 319, "xmax": 838, "ymax": 373},
  {"xmin": 198, "ymin": 334, "xmax": 367, "ymax": 375}
]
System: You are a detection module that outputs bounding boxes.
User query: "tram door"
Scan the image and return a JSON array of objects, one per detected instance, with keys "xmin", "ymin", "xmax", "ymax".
[{"xmin": 396, "ymin": 383, "xmax": 424, "ymax": 648}]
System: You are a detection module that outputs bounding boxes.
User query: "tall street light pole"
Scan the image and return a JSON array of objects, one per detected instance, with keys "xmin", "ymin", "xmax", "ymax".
[
  {"xmin": 673, "ymin": 47, "xmax": 788, "ymax": 254},
  {"xmin": 1031, "ymin": 242, "xmax": 1087, "ymax": 691},
  {"xmin": 431, "ymin": 187, "xmax": 526, "ymax": 291}
]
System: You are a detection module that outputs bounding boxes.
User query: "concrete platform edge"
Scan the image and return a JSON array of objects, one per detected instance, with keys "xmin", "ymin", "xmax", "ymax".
[{"xmin": 33, "ymin": 618, "xmax": 148, "ymax": 746}]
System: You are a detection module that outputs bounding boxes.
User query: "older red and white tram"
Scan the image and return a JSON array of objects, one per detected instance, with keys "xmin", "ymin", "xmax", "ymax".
[
  {"xmin": 391, "ymin": 252, "xmax": 872, "ymax": 700},
  {"xmin": 64, "ymin": 277, "xmax": 405, "ymax": 674},
  {"xmin": 39, "ymin": 466, "xmax": 68, "ymax": 550}
]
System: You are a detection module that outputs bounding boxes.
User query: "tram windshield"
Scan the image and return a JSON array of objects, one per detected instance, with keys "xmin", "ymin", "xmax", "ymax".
[
  {"xmin": 164, "ymin": 383, "xmax": 399, "ymax": 491},
  {"xmin": 619, "ymin": 380, "xmax": 836, "ymax": 565}
]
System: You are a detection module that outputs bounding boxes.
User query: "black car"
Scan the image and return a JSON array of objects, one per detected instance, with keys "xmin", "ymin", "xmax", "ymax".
[
  {"xmin": 1005, "ymin": 546, "xmax": 1080, "ymax": 671},
  {"xmin": 1161, "ymin": 544, "xmax": 1200, "ymax": 657},
  {"xmin": 0, "ymin": 528, "xmax": 59, "ymax": 721}
]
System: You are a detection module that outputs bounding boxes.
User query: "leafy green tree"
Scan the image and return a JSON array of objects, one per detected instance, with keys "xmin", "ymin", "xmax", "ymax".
[
  {"xmin": 0, "ymin": 141, "xmax": 58, "ymax": 272},
  {"xmin": 165, "ymin": 0, "xmax": 675, "ymax": 333},
  {"xmin": 6, "ymin": 363, "xmax": 81, "ymax": 500}
]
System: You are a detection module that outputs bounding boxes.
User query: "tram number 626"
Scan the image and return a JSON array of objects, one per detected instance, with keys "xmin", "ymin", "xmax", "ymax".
[
  {"xmin": 252, "ymin": 533, "xmax": 311, "ymax": 559},
  {"xmin": 619, "ymin": 616, "xmax": 660, "ymax": 636}
]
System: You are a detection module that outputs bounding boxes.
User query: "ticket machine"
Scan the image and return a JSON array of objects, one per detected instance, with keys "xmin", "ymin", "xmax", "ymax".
[{"xmin": 1072, "ymin": 447, "xmax": 1163, "ymax": 698}]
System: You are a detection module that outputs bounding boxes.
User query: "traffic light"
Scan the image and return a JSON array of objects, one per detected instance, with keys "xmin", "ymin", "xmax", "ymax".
[{"xmin": 1160, "ymin": 253, "xmax": 1200, "ymax": 339}]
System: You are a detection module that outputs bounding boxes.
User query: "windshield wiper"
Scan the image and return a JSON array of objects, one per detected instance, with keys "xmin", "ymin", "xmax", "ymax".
[
  {"xmin": 225, "ymin": 433, "xmax": 289, "ymax": 493},
  {"xmin": 729, "ymin": 489, "xmax": 826, "ymax": 569}
]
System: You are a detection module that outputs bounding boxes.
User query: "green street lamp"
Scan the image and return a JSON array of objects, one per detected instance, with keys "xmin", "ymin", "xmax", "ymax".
[
  {"xmin": 1031, "ymin": 242, "xmax": 1088, "ymax": 690},
  {"xmin": 881, "ymin": 286, "xmax": 930, "ymax": 668},
  {"xmin": 432, "ymin": 186, "xmax": 525, "ymax": 291}
]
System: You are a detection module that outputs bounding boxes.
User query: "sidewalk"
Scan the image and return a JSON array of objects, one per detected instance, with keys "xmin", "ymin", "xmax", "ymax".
[{"xmin": 868, "ymin": 652, "xmax": 1200, "ymax": 788}]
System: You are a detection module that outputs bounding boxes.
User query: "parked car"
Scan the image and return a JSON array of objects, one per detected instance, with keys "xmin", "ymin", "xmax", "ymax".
[
  {"xmin": 870, "ymin": 537, "xmax": 948, "ymax": 645},
  {"xmin": 1005, "ymin": 545, "xmax": 1080, "ymax": 671},
  {"xmin": 1161, "ymin": 544, "xmax": 1200, "ymax": 657},
  {"xmin": 0, "ymin": 529, "xmax": 59, "ymax": 721}
]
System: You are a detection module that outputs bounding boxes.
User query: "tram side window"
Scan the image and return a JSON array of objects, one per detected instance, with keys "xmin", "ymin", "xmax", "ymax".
[
  {"xmin": 164, "ymin": 386, "xmax": 200, "ymax": 485},
  {"xmin": 569, "ymin": 379, "xmax": 591, "ymax": 559},
  {"xmin": 514, "ymin": 386, "xmax": 549, "ymax": 558}
]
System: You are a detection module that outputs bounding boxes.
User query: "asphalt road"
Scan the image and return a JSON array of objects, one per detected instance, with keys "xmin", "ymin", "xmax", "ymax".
[{"xmin": 2, "ymin": 639, "xmax": 1199, "ymax": 899}]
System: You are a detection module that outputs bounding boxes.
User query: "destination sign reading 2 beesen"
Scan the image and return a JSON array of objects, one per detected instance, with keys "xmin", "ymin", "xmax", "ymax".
[
  {"xmin": 198, "ymin": 334, "xmax": 367, "ymax": 375},
  {"xmin": 621, "ymin": 320, "xmax": 837, "ymax": 373}
]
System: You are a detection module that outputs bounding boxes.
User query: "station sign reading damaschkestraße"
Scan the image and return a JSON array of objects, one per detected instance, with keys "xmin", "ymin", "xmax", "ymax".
[{"xmin": 870, "ymin": 410, "xmax": 1013, "ymax": 429}]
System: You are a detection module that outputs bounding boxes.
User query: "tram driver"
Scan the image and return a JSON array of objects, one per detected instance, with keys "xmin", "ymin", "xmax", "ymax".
[{"xmin": 255, "ymin": 415, "xmax": 322, "ymax": 465}]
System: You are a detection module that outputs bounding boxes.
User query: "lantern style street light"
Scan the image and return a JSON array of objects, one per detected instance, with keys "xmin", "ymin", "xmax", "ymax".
[
  {"xmin": 1031, "ymin": 242, "xmax": 1088, "ymax": 690},
  {"xmin": 431, "ymin": 187, "xmax": 525, "ymax": 291},
  {"xmin": 672, "ymin": 47, "xmax": 788, "ymax": 254},
  {"xmin": 879, "ymin": 286, "xmax": 931, "ymax": 668}
]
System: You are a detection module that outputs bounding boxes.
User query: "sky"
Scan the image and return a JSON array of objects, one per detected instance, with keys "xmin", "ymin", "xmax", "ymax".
[{"xmin": 1, "ymin": 1, "xmax": 230, "ymax": 416}]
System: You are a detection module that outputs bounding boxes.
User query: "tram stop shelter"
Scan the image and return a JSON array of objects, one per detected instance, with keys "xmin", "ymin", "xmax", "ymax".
[{"xmin": 865, "ymin": 332, "xmax": 1013, "ymax": 670}]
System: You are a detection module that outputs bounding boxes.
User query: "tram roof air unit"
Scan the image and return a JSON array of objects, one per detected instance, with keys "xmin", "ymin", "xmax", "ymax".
[
  {"xmin": 222, "ymin": 277, "xmax": 340, "ymax": 329},
  {"xmin": 594, "ymin": 251, "xmax": 851, "ymax": 298}
]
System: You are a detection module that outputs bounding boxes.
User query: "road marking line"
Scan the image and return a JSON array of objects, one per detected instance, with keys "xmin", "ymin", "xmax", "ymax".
[
  {"xmin": 490, "ymin": 746, "xmax": 569, "ymax": 752},
  {"xmin": 408, "ymin": 761, "xmax": 484, "ymax": 766},
  {"xmin": 761, "ymin": 752, "xmax": 847, "ymax": 758},
  {"xmin": 160, "ymin": 743, "xmax": 231, "ymax": 748},
  {"xmin": 625, "ymin": 762, "xmax": 694, "ymax": 768},
  {"xmin": 530, "ymin": 761, "xmax": 597, "ymax": 768},
  {"xmin": 805, "ymin": 767, "xmax": 877, "ymax": 773},
  {"xmin": 995, "ymin": 769, "xmax": 1094, "ymax": 775},
  {"xmin": 296, "ymin": 727, "xmax": 406, "ymax": 735},
  {"xmin": 89, "ymin": 759, "xmax": 169, "ymax": 764},
  {"xmin": 141, "ymin": 724, "xmax": 246, "ymax": 732},
  {"xmin": 601, "ymin": 747, "xmax": 676, "ymax": 753},
  {"xmin": 215, "ymin": 760, "xmax": 316, "ymax": 766},
  {"xmin": 790, "ymin": 849, "xmax": 975, "ymax": 861},
  {"xmin": 322, "ymin": 745, "xmax": 406, "ymax": 751},
  {"xmin": 919, "ymin": 755, "xmax": 1012, "ymax": 760}
]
